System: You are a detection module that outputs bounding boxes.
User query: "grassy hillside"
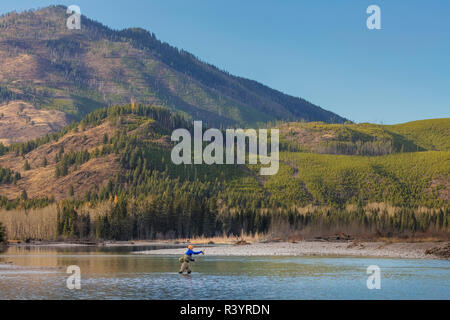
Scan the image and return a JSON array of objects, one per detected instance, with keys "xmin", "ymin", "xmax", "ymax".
[
  {"xmin": 0, "ymin": 101, "xmax": 69, "ymax": 145},
  {"xmin": 277, "ymin": 151, "xmax": 449, "ymax": 208},
  {"xmin": 0, "ymin": 105, "xmax": 448, "ymax": 241},
  {"xmin": 387, "ymin": 119, "xmax": 450, "ymax": 151},
  {"xmin": 279, "ymin": 118, "xmax": 450, "ymax": 155}
]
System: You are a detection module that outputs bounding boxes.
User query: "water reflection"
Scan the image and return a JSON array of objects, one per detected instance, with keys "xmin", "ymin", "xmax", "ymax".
[
  {"xmin": 1, "ymin": 245, "xmax": 449, "ymax": 299},
  {"xmin": 0, "ymin": 244, "xmax": 184, "ymax": 274}
]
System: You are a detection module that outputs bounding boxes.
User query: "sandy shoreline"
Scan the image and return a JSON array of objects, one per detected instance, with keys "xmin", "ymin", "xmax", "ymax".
[{"xmin": 134, "ymin": 241, "xmax": 450, "ymax": 260}]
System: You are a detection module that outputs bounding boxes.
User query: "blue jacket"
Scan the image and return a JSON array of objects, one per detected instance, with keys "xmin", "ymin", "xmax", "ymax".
[{"xmin": 185, "ymin": 249, "xmax": 203, "ymax": 261}]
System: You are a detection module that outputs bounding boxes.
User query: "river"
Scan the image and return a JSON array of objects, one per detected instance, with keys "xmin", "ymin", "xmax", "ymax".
[{"xmin": 0, "ymin": 245, "xmax": 449, "ymax": 299}]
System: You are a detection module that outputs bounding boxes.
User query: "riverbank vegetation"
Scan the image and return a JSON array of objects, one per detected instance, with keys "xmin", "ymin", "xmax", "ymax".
[{"xmin": 0, "ymin": 200, "xmax": 448, "ymax": 242}]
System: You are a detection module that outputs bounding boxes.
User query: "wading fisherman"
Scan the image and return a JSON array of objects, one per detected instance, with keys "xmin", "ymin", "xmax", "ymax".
[{"xmin": 179, "ymin": 244, "xmax": 204, "ymax": 274}]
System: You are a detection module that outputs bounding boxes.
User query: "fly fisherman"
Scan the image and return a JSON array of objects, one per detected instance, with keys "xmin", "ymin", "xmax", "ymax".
[{"xmin": 179, "ymin": 244, "xmax": 204, "ymax": 274}]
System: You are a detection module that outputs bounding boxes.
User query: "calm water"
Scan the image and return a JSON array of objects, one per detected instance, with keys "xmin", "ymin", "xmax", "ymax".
[{"xmin": 0, "ymin": 245, "xmax": 449, "ymax": 300}]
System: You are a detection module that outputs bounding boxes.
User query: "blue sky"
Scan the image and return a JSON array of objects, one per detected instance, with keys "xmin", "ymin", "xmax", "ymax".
[{"xmin": 2, "ymin": 1, "xmax": 449, "ymax": 124}]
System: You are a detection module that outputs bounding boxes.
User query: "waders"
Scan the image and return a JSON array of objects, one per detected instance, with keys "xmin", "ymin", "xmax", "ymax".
[{"xmin": 179, "ymin": 255, "xmax": 193, "ymax": 274}]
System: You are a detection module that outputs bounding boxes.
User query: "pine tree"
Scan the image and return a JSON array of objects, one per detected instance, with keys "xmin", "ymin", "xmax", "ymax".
[
  {"xmin": 20, "ymin": 189, "xmax": 28, "ymax": 200},
  {"xmin": 69, "ymin": 185, "xmax": 74, "ymax": 197},
  {"xmin": 23, "ymin": 159, "xmax": 30, "ymax": 170},
  {"xmin": 0, "ymin": 221, "xmax": 6, "ymax": 243},
  {"xmin": 103, "ymin": 133, "xmax": 109, "ymax": 144}
]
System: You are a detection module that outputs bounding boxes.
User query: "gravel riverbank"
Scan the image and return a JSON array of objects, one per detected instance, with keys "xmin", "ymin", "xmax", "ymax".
[{"xmin": 135, "ymin": 241, "xmax": 450, "ymax": 260}]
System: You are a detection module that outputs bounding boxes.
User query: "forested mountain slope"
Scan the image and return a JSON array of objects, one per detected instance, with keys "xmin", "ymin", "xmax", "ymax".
[
  {"xmin": 0, "ymin": 105, "xmax": 447, "ymax": 240},
  {"xmin": 0, "ymin": 5, "xmax": 345, "ymax": 145}
]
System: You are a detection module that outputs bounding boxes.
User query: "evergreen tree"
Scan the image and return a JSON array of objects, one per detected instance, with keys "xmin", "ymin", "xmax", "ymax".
[
  {"xmin": 0, "ymin": 221, "xmax": 6, "ymax": 243},
  {"xmin": 23, "ymin": 159, "xmax": 30, "ymax": 170},
  {"xmin": 20, "ymin": 189, "xmax": 28, "ymax": 200},
  {"xmin": 69, "ymin": 185, "xmax": 75, "ymax": 197}
]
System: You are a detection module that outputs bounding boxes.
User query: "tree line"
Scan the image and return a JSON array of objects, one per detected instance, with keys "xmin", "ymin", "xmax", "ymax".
[{"xmin": 56, "ymin": 199, "xmax": 449, "ymax": 240}]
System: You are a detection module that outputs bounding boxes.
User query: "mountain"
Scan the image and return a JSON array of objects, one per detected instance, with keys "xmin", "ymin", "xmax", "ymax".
[
  {"xmin": 0, "ymin": 5, "xmax": 345, "ymax": 145},
  {"xmin": 0, "ymin": 6, "xmax": 447, "ymax": 242}
]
